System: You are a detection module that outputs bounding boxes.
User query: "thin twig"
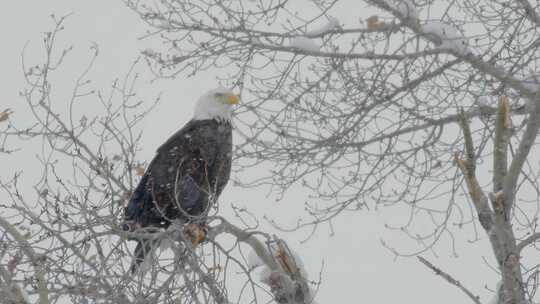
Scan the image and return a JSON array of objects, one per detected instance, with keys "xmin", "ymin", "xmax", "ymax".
[{"xmin": 417, "ymin": 256, "xmax": 481, "ymax": 304}]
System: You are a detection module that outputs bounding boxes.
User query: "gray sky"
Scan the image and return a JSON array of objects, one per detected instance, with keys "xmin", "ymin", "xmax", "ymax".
[{"xmin": 1, "ymin": 1, "xmax": 500, "ymax": 303}]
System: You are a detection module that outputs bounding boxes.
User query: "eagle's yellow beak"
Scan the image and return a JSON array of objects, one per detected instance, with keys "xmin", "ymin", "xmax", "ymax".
[{"xmin": 225, "ymin": 94, "xmax": 239, "ymax": 105}]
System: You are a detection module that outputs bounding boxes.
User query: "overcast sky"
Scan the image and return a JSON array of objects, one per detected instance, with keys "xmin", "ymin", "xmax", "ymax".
[{"xmin": 0, "ymin": 1, "xmax": 502, "ymax": 303}]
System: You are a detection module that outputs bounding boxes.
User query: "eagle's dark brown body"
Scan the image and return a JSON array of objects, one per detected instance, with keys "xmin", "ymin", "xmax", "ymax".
[
  {"xmin": 125, "ymin": 119, "xmax": 232, "ymax": 228},
  {"xmin": 123, "ymin": 119, "xmax": 232, "ymax": 271}
]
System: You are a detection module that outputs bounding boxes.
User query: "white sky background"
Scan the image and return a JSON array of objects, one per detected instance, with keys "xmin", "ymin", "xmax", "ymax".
[{"xmin": 0, "ymin": 1, "xmax": 503, "ymax": 303}]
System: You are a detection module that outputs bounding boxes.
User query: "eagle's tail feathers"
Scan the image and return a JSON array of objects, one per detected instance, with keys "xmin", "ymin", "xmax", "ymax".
[{"xmin": 130, "ymin": 239, "xmax": 155, "ymax": 274}]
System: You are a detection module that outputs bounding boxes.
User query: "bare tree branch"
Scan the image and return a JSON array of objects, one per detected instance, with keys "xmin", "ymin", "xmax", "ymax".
[
  {"xmin": 417, "ymin": 256, "xmax": 481, "ymax": 304},
  {"xmin": 0, "ymin": 216, "xmax": 48, "ymax": 304}
]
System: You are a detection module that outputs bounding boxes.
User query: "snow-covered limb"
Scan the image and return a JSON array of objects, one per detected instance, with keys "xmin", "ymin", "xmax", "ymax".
[
  {"xmin": 289, "ymin": 36, "xmax": 320, "ymax": 52},
  {"xmin": 253, "ymin": 239, "xmax": 313, "ymax": 304},
  {"xmin": 369, "ymin": 0, "xmax": 538, "ymax": 99},
  {"xmin": 388, "ymin": 0, "xmax": 418, "ymax": 19},
  {"xmin": 422, "ymin": 21, "xmax": 469, "ymax": 54},
  {"xmin": 249, "ymin": 240, "xmax": 309, "ymax": 285},
  {"xmin": 376, "ymin": 0, "xmax": 419, "ymax": 19},
  {"xmin": 209, "ymin": 219, "xmax": 313, "ymax": 304},
  {"xmin": 370, "ymin": 1, "xmax": 469, "ymax": 54},
  {"xmin": 305, "ymin": 16, "xmax": 340, "ymax": 37}
]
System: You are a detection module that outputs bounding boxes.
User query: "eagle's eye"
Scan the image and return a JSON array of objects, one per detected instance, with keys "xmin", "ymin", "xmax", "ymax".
[{"xmin": 214, "ymin": 92, "xmax": 225, "ymax": 98}]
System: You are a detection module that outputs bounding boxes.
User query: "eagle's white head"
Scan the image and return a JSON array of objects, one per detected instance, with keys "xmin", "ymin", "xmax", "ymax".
[{"xmin": 193, "ymin": 88, "xmax": 239, "ymax": 122}]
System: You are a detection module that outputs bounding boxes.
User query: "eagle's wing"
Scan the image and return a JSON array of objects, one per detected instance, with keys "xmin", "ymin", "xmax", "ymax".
[
  {"xmin": 125, "ymin": 120, "xmax": 219, "ymax": 226},
  {"xmin": 153, "ymin": 120, "xmax": 219, "ymax": 218}
]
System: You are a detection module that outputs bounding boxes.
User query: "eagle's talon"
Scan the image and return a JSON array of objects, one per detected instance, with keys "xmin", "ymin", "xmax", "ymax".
[{"xmin": 184, "ymin": 223, "xmax": 207, "ymax": 246}]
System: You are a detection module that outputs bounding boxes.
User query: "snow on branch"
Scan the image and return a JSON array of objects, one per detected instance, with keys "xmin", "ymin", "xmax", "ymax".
[
  {"xmin": 251, "ymin": 239, "xmax": 314, "ymax": 304},
  {"xmin": 369, "ymin": 0, "xmax": 538, "ymax": 98},
  {"xmin": 305, "ymin": 17, "xmax": 340, "ymax": 37},
  {"xmin": 422, "ymin": 21, "xmax": 469, "ymax": 54},
  {"xmin": 388, "ymin": 0, "xmax": 418, "ymax": 19},
  {"xmin": 210, "ymin": 219, "xmax": 315, "ymax": 304},
  {"xmin": 288, "ymin": 16, "xmax": 340, "ymax": 53},
  {"xmin": 289, "ymin": 36, "xmax": 320, "ymax": 52}
]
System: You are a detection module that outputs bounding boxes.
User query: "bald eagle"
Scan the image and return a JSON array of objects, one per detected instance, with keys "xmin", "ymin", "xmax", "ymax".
[{"xmin": 123, "ymin": 88, "xmax": 239, "ymax": 272}]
